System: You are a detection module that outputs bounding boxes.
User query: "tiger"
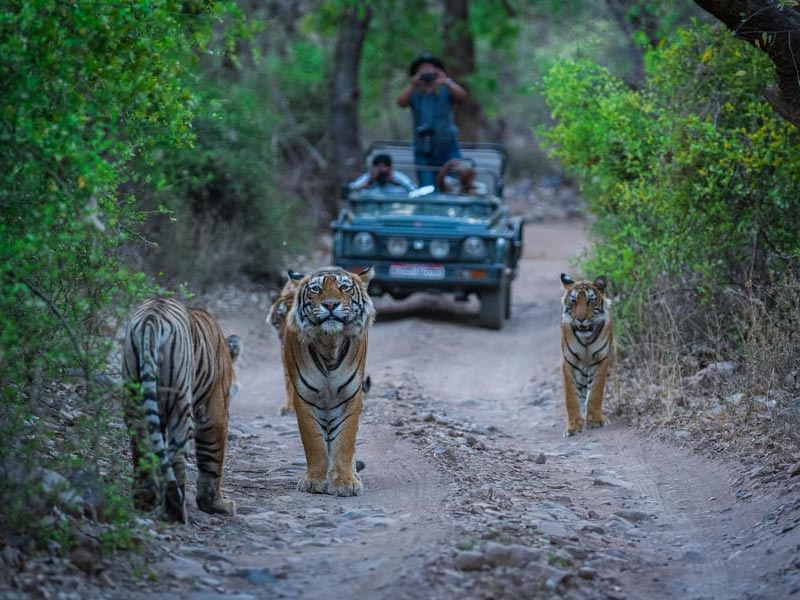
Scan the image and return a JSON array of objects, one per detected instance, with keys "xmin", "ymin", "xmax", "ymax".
[
  {"xmin": 267, "ymin": 276, "xmax": 301, "ymax": 415},
  {"xmin": 121, "ymin": 297, "xmax": 241, "ymax": 523},
  {"xmin": 560, "ymin": 273, "xmax": 613, "ymax": 437},
  {"xmin": 282, "ymin": 266, "xmax": 376, "ymax": 496},
  {"xmin": 267, "ymin": 276, "xmax": 300, "ymax": 345}
]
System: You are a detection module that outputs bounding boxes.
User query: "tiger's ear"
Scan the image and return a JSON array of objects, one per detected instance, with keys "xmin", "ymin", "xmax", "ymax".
[
  {"xmin": 593, "ymin": 276, "xmax": 608, "ymax": 292},
  {"xmin": 560, "ymin": 273, "xmax": 574, "ymax": 288},
  {"xmin": 356, "ymin": 266, "xmax": 375, "ymax": 284},
  {"xmin": 288, "ymin": 269, "xmax": 305, "ymax": 281}
]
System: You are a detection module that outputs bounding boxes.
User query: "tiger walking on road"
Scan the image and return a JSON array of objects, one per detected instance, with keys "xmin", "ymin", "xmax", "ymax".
[
  {"xmin": 560, "ymin": 273, "xmax": 613, "ymax": 437},
  {"xmin": 122, "ymin": 297, "xmax": 241, "ymax": 522}
]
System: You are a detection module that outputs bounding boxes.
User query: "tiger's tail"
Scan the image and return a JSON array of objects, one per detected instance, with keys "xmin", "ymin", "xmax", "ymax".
[{"xmin": 136, "ymin": 316, "xmax": 186, "ymax": 522}]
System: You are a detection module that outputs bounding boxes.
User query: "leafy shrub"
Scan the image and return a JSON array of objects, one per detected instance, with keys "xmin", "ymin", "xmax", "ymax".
[
  {"xmin": 136, "ymin": 75, "xmax": 307, "ymax": 288},
  {"xmin": 540, "ymin": 23, "xmax": 800, "ymax": 352},
  {"xmin": 0, "ymin": 0, "xmax": 234, "ymax": 552},
  {"xmin": 539, "ymin": 23, "xmax": 800, "ymax": 439}
]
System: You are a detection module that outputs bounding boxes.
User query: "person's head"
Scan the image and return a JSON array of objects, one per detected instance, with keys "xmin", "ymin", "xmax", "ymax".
[
  {"xmin": 371, "ymin": 154, "xmax": 393, "ymax": 185},
  {"xmin": 409, "ymin": 53, "xmax": 445, "ymax": 84},
  {"xmin": 450, "ymin": 158, "xmax": 476, "ymax": 189}
]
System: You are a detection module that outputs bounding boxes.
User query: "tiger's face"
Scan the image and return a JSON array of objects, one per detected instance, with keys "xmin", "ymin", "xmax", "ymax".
[
  {"xmin": 561, "ymin": 273, "xmax": 609, "ymax": 339},
  {"xmin": 289, "ymin": 267, "xmax": 376, "ymax": 337}
]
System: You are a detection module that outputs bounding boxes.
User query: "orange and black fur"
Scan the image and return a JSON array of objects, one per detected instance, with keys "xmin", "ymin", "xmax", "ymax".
[
  {"xmin": 282, "ymin": 266, "xmax": 375, "ymax": 496},
  {"xmin": 560, "ymin": 273, "xmax": 613, "ymax": 436},
  {"xmin": 122, "ymin": 298, "xmax": 241, "ymax": 522},
  {"xmin": 267, "ymin": 276, "xmax": 300, "ymax": 415}
]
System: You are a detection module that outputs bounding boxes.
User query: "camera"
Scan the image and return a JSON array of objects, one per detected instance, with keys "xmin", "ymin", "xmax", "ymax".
[
  {"xmin": 419, "ymin": 72, "xmax": 437, "ymax": 83},
  {"xmin": 416, "ymin": 124, "xmax": 434, "ymax": 155}
]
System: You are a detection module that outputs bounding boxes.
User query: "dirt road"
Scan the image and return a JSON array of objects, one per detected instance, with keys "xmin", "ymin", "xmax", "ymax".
[{"xmin": 112, "ymin": 219, "xmax": 800, "ymax": 599}]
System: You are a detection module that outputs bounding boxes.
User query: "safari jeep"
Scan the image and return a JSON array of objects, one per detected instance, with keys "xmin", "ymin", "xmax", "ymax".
[{"xmin": 331, "ymin": 141, "xmax": 523, "ymax": 330}]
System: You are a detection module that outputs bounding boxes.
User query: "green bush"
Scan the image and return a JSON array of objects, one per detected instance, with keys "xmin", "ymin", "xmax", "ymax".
[
  {"xmin": 137, "ymin": 75, "xmax": 307, "ymax": 288},
  {"xmin": 539, "ymin": 23, "xmax": 800, "ymax": 359},
  {"xmin": 0, "ymin": 0, "xmax": 235, "ymax": 552}
]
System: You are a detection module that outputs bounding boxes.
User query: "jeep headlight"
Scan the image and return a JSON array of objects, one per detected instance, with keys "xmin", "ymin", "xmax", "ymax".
[
  {"xmin": 429, "ymin": 239, "xmax": 450, "ymax": 259},
  {"xmin": 495, "ymin": 237, "xmax": 507, "ymax": 260},
  {"xmin": 386, "ymin": 237, "xmax": 408, "ymax": 257},
  {"xmin": 462, "ymin": 236, "xmax": 487, "ymax": 259},
  {"xmin": 352, "ymin": 232, "xmax": 376, "ymax": 255}
]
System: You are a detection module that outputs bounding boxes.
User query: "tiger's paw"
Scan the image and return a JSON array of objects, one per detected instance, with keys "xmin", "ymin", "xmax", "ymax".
[
  {"xmin": 297, "ymin": 476, "xmax": 327, "ymax": 494},
  {"xmin": 586, "ymin": 416, "xmax": 607, "ymax": 429},
  {"xmin": 164, "ymin": 481, "xmax": 187, "ymax": 524},
  {"xmin": 279, "ymin": 404, "xmax": 295, "ymax": 416},
  {"xmin": 326, "ymin": 471, "xmax": 363, "ymax": 497},
  {"xmin": 565, "ymin": 418, "xmax": 584, "ymax": 437},
  {"xmin": 197, "ymin": 494, "xmax": 236, "ymax": 516}
]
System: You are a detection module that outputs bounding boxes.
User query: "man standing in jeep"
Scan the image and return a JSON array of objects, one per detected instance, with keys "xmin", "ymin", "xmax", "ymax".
[{"xmin": 396, "ymin": 53, "xmax": 468, "ymax": 188}]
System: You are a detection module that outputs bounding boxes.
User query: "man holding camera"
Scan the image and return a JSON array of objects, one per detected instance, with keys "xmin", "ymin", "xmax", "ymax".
[
  {"xmin": 347, "ymin": 153, "xmax": 416, "ymax": 193},
  {"xmin": 396, "ymin": 53, "xmax": 468, "ymax": 187}
]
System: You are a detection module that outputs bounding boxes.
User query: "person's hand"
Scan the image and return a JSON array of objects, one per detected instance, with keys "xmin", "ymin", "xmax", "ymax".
[
  {"xmin": 414, "ymin": 68, "xmax": 441, "ymax": 88},
  {"xmin": 435, "ymin": 69, "xmax": 449, "ymax": 85}
]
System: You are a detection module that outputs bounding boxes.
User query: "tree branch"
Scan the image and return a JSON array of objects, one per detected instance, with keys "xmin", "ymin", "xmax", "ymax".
[
  {"xmin": 21, "ymin": 279, "xmax": 91, "ymax": 385},
  {"xmin": 694, "ymin": 0, "xmax": 800, "ymax": 127},
  {"xmin": 266, "ymin": 77, "xmax": 328, "ymax": 169}
]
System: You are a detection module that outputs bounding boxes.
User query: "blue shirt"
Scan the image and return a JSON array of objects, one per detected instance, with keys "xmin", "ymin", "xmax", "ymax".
[{"xmin": 409, "ymin": 86, "xmax": 459, "ymax": 153}]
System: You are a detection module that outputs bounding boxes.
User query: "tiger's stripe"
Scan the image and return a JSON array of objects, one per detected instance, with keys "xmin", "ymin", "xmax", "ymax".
[
  {"xmin": 122, "ymin": 298, "xmax": 240, "ymax": 522},
  {"xmin": 282, "ymin": 266, "xmax": 375, "ymax": 496},
  {"xmin": 560, "ymin": 273, "xmax": 613, "ymax": 436}
]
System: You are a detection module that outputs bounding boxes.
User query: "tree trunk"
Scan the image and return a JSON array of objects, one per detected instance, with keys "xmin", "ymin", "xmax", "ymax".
[
  {"xmin": 443, "ymin": 0, "xmax": 485, "ymax": 141},
  {"xmin": 328, "ymin": 5, "xmax": 371, "ymax": 215},
  {"xmin": 694, "ymin": 0, "xmax": 800, "ymax": 128},
  {"xmin": 604, "ymin": 0, "xmax": 649, "ymax": 87}
]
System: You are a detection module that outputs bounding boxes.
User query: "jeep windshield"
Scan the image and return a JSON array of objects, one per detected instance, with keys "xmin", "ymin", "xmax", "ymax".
[{"xmin": 349, "ymin": 195, "xmax": 499, "ymax": 219}]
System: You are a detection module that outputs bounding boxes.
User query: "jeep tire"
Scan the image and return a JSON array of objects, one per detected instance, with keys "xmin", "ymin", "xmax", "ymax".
[
  {"xmin": 479, "ymin": 283, "xmax": 507, "ymax": 330},
  {"xmin": 504, "ymin": 280, "xmax": 512, "ymax": 320}
]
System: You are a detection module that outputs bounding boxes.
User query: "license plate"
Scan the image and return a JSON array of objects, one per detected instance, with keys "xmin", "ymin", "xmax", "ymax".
[{"xmin": 389, "ymin": 263, "xmax": 446, "ymax": 280}]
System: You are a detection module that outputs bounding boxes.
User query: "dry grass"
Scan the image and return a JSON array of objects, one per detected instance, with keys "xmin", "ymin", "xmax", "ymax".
[{"xmin": 608, "ymin": 275, "xmax": 800, "ymax": 464}]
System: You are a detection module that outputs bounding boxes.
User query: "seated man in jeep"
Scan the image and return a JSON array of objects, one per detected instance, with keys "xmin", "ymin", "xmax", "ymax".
[
  {"xmin": 436, "ymin": 158, "xmax": 488, "ymax": 195},
  {"xmin": 347, "ymin": 153, "xmax": 417, "ymax": 193}
]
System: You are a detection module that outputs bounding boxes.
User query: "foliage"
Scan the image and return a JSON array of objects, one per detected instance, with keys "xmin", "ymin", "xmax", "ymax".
[
  {"xmin": 233, "ymin": 1, "xmax": 667, "ymax": 182},
  {"xmin": 539, "ymin": 23, "xmax": 800, "ymax": 362},
  {"xmin": 0, "ymin": 0, "xmax": 233, "ymax": 551},
  {"xmin": 300, "ymin": 0, "xmax": 525, "ymax": 138},
  {"xmin": 137, "ymin": 73, "xmax": 307, "ymax": 287}
]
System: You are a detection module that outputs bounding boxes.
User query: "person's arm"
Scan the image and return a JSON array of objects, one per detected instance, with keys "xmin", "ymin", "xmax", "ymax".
[
  {"xmin": 349, "ymin": 172, "xmax": 369, "ymax": 190},
  {"xmin": 392, "ymin": 170, "xmax": 417, "ymax": 191},
  {"xmin": 397, "ymin": 72, "xmax": 422, "ymax": 107},
  {"xmin": 436, "ymin": 159, "xmax": 456, "ymax": 191},
  {"xmin": 396, "ymin": 84, "xmax": 413, "ymax": 107},
  {"xmin": 437, "ymin": 71, "xmax": 468, "ymax": 102}
]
